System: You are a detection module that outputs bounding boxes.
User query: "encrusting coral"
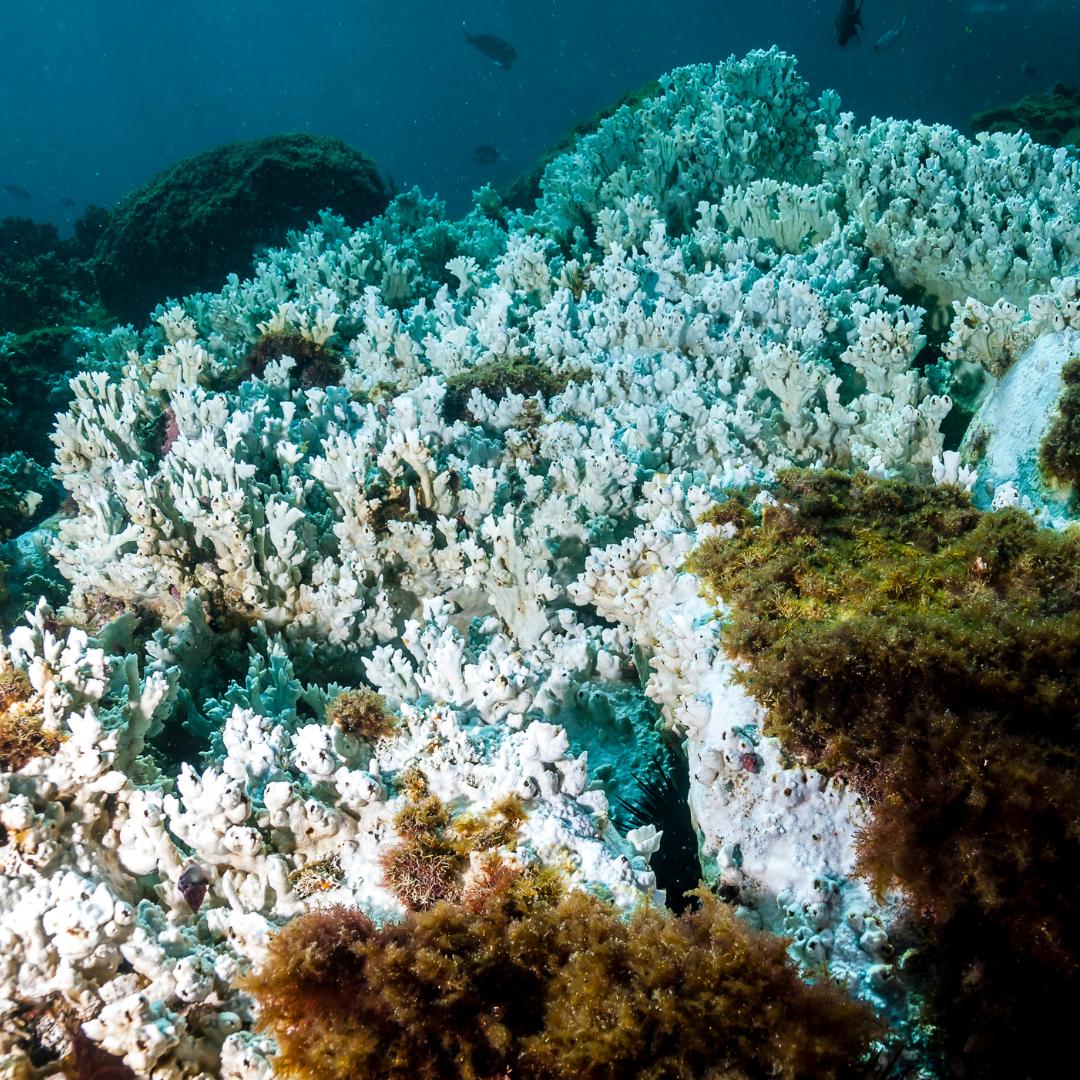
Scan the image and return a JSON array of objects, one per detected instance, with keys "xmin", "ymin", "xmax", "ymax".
[
  {"xmin": 242, "ymin": 882, "xmax": 882, "ymax": 1080},
  {"xmin": 688, "ymin": 468, "xmax": 1080, "ymax": 1076}
]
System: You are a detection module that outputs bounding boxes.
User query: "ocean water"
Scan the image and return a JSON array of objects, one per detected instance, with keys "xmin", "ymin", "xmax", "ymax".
[{"xmin": 3, "ymin": 0, "xmax": 1079, "ymax": 229}]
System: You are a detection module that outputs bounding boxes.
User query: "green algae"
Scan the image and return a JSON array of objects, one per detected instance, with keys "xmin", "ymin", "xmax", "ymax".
[
  {"xmin": 971, "ymin": 82, "xmax": 1080, "ymax": 149},
  {"xmin": 93, "ymin": 133, "xmax": 389, "ymax": 323},
  {"xmin": 1039, "ymin": 354, "xmax": 1080, "ymax": 487},
  {"xmin": 442, "ymin": 356, "xmax": 576, "ymax": 423},
  {"xmin": 243, "ymin": 885, "xmax": 880, "ymax": 1080},
  {"xmin": 688, "ymin": 469, "xmax": 1080, "ymax": 1077}
]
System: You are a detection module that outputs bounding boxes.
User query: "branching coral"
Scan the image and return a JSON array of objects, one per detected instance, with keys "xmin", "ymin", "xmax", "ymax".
[
  {"xmin": 688, "ymin": 469, "xmax": 1080, "ymax": 1076},
  {"xmin": 243, "ymin": 884, "xmax": 882, "ymax": 1080}
]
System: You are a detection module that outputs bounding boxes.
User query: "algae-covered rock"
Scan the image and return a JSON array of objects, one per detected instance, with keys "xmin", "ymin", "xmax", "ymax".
[
  {"xmin": 971, "ymin": 82, "xmax": 1080, "ymax": 149},
  {"xmin": 961, "ymin": 328, "xmax": 1080, "ymax": 519},
  {"xmin": 0, "ymin": 326, "xmax": 88, "ymax": 462},
  {"xmin": 94, "ymin": 133, "xmax": 390, "ymax": 323},
  {"xmin": 0, "ymin": 217, "xmax": 103, "ymax": 335}
]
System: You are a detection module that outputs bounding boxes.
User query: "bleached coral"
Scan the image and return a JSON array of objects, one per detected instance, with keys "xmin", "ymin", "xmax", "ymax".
[
  {"xmin": 818, "ymin": 115, "xmax": 1080, "ymax": 313},
  {"xmin": 0, "ymin": 601, "xmax": 654, "ymax": 1075}
]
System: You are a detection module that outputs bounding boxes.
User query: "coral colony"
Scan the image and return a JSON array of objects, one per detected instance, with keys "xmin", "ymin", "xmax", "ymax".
[{"xmin": 1, "ymin": 49, "xmax": 1079, "ymax": 1078}]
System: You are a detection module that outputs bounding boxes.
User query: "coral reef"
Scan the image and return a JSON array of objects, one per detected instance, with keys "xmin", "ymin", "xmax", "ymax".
[
  {"xmin": 2, "ymin": 46, "xmax": 1080, "ymax": 1078},
  {"xmin": 244, "ymin": 887, "xmax": 881, "ymax": 1080},
  {"xmin": 92, "ymin": 133, "xmax": 390, "ymax": 324}
]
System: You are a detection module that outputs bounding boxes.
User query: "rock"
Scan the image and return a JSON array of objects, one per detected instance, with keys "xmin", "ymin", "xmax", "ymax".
[
  {"xmin": 93, "ymin": 133, "xmax": 389, "ymax": 323},
  {"xmin": 961, "ymin": 328, "xmax": 1080, "ymax": 520},
  {"xmin": 971, "ymin": 83, "xmax": 1080, "ymax": 149}
]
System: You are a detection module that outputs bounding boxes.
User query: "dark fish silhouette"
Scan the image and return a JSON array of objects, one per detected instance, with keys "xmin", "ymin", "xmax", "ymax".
[
  {"xmin": 835, "ymin": 0, "xmax": 864, "ymax": 46},
  {"xmin": 873, "ymin": 15, "xmax": 905, "ymax": 52},
  {"xmin": 472, "ymin": 143, "xmax": 502, "ymax": 165},
  {"xmin": 1021, "ymin": 60, "xmax": 1038, "ymax": 79},
  {"xmin": 2, "ymin": 184, "xmax": 31, "ymax": 200},
  {"xmin": 59, "ymin": 195, "xmax": 76, "ymax": 208},
  {"xmin": 464, "ymin": 30, "xmax": 517, "ymax": 70}
]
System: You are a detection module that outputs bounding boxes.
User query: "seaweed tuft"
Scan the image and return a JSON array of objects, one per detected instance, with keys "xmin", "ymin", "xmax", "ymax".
[
  {"xmin": 243, "ymin": 887, "xmax": 881, "ymax": 1080},
  {"xmin": 1039, "ymin": 354, "xmax": 1080, "ymax": 487},
  {"xmin": 326, "ymin": 687, "xmax": 398, "ymax": 742}
]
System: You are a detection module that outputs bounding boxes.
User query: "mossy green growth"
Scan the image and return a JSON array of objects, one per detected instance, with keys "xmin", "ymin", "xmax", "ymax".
[
  {"xmin": 971, "ymin": 82, "xmax": 1080, "ymax": 149},
  {"xmin": 1039, "ymin": 355, "xmax": 1080, "ymax": 487},
  {"xmin": 442, "ymin": 357, "xmax": 576, "ymax": 423},
  {"xmin": 242, "ymin": 882, "xmax": 880, "ymax": 1080},
  {"xmin": 93, "ymin": 133, "xmax": 389, "ymax": 323},
  {"xmin": 243, "ymin": 331, "xmax": 344, "ymax": 389},
  {"xmin": 0, "ymin": 216, "xmax": 106, "ymax": 335},
  {"xmin": 325, "ymin": 687, "xmax": 397, "ymax": 741},
  {"xmin": 379, "ymin": 770, "xmax": 528, "ymax": 911},
  {"xmin": 688, "ymin": 469, "xmax": 1080, "ymax": 1078}
]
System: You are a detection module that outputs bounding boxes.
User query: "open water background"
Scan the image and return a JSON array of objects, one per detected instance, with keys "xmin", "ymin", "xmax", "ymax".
[{"xmin": 2, "ymin": 0, "xmax": 1079, "ymax": 231}]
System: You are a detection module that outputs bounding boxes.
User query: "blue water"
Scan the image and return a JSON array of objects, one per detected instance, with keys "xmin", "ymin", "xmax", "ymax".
[{"xmin": 2, "ymin": 0, "xmax": 1079, "ymax": 230}]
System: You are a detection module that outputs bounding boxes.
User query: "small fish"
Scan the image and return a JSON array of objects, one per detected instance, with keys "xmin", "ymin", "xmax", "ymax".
[
  {"xmin": 873, "ymin": 15, "xmax": 906, "ymax": 52},
  {"xmin": 835, "ymin": 0, "xmax": 864, "ymax": 46},
  {"xmin": 464, "ymin": 30, "xmax": 517, "ymax": 70},
  {"xmin": 58, "ymin": 195, "xmax": 76, "ymax": 208},
  {"xmin": 1021, "ymin": 60, "xmax": 1038, "ymax": 79},
  {"xmin": 178, "ymin": 864, "xmax": 209, "ymax": 913},
  {"xmin": 2, "ymin": 184, "xmax": 31, "ymax": 200},
  {"xmin": 472, "ymin": 143, "xmax": 502, "ymax": 165}
]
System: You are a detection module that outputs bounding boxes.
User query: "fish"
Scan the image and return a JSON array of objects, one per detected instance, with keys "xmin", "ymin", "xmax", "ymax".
[
  {"xmin": 58, "ymin": 195, "xmax": 76, "ymax": 208},
  {"xmin": 178, "ymin": 864, "xmax": 209, "ymax": 913},
  {"xmin": 472, "ymin": 143, "xmax": 503, "ymax": 165},
  {"xmin": 835, "ymin": 0, "xmax": 864, "ymax": 46},
  {"xmin": 2, "ymin": 184, "xmax": 31, "ymax": 200},
  {"xmin": 464, "ymin": 30, "xmax": 517, "ymax": 71},
  {"xmin": 1021, "ymin": 60, "xmax": 1038, "ymax": 79},
  {"xmin": 873, "ymin": 15, "xmax": 906, "ymax": 52}
]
